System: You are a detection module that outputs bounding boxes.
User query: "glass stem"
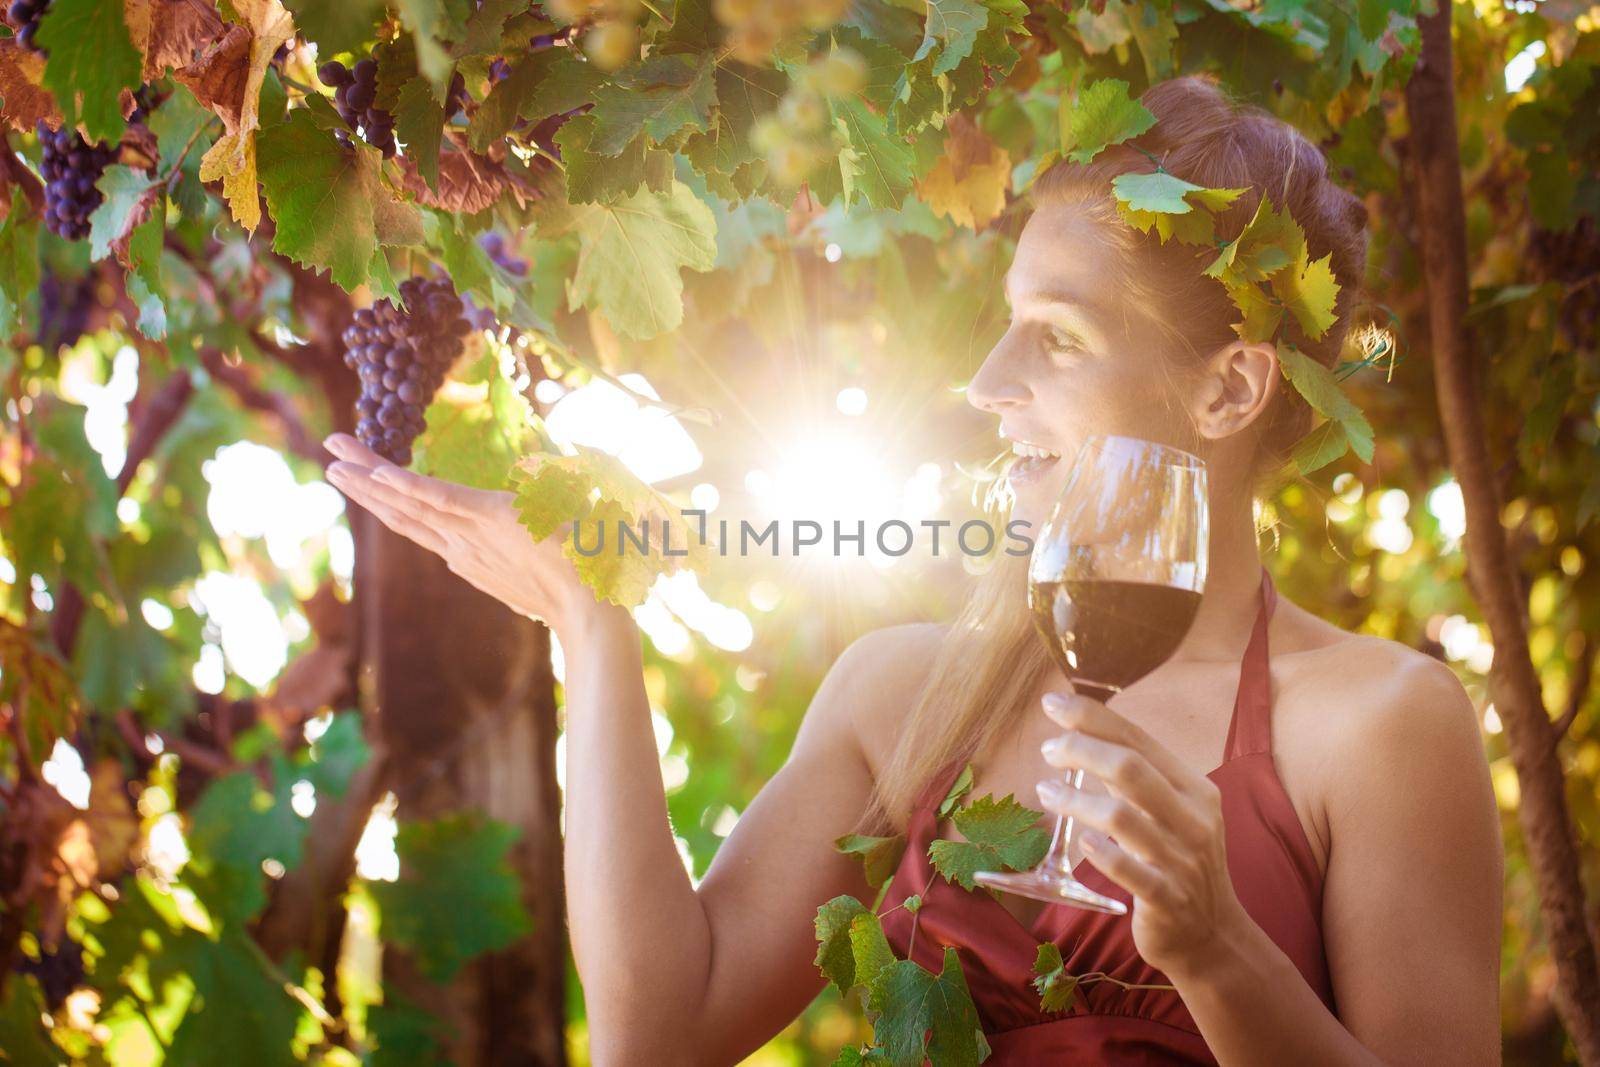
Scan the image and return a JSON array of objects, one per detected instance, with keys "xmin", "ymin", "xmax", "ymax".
[{"xmin": 1039, "ymin": 766, "xmax": 1085, "ymax": 878}]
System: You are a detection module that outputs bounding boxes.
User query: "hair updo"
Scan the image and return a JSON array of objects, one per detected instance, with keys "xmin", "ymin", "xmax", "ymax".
[{"xmin": 1027, "ymin": 73, "xmax": 1372, "ymax": 497}]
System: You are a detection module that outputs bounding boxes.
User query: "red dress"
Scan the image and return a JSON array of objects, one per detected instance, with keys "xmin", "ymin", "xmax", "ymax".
[{"xmin": 880, "ymin": 566, "xmax": 1334, "ymax": 1063}]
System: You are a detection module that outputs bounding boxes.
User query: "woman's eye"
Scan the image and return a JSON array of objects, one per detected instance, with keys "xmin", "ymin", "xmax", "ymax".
[{"xmin": 1045, "ymin": 327, "xmax": 1084, "ymax": 354}]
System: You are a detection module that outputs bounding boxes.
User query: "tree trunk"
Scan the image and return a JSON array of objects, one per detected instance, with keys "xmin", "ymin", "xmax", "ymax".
[
  {"xmin": 1405, "ymin": 6, "xmax": 1600, "ymax": 1062},
  {"xmin": 362, "ymin": 512, "xmax": 569, "ymax": 1066}
]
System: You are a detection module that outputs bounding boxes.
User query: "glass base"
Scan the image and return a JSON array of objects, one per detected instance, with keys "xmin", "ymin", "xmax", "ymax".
[{"xmin": 972, "ymin": 867, "xmax": 1128, "ymax": 916}]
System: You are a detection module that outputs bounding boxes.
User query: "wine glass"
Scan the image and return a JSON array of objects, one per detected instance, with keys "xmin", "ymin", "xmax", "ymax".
[{"xmin": 974, "ymin": 434, "xmax": 1209, "ymax": 914}]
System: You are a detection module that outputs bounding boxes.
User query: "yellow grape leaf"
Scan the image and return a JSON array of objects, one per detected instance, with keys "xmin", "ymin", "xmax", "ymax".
[
  {"xmin": 184, "ymin": 0, "xmax": 294, "ymax": 232},
  {"xmin": 1272, "ymin": 249, "xmax": 1339, "ymax": 341},
  {"xmin": 1203, "ymin": 193, "xmax": 1304, "ymax": 285},
  {"xmin": 199, "ymin": 131, "xmax": 260, "ymax": 230},
  {"xmin": 512, "ymin": 446, "xmax": 709, "ymax": 608},
  {"xmin": 1225, "ymin": 281, "xmax": 1284, "ymax": 344},
  {"xmin": 915, "ymin": 112, "xmax": 1012, "ymax": 230}
]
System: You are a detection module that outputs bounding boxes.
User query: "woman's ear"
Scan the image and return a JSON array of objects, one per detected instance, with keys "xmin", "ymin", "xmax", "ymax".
[{"xmin": 1190, "ymin": 341, "xmax": 1279, "ymax": 441}]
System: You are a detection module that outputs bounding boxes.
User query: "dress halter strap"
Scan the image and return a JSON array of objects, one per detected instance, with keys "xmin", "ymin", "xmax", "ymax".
[{"xmin": 1220, "ymin": 564, "xmax": 1279, "ymax": 761}]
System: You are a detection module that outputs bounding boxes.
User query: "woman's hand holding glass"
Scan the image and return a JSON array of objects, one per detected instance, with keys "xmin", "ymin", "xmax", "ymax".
[{"xmin": 1035, "ymin": 689, "xmax": 1249, "ymax": 977}]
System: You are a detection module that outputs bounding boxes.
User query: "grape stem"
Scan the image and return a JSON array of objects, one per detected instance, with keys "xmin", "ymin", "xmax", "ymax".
[{"xmin": 163, "ymin": 117, "xmax": 220, "ymax": 194}]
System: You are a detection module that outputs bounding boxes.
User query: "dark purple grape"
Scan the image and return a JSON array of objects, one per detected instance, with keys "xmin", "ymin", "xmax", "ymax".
[
  {"xmin": 322, "ymin": 58, "xmax": 398, "ymax": 158},
  {"xmin": 37, "ymin": 121, "xmax": 117, "ymax": 240},
  {"xmin": 340, "ymin": 276, "xmax": 469, "ymax": 464},
  {"xmin": 10, "ymin": 0, "xmax": 49, "ymax": 55}
]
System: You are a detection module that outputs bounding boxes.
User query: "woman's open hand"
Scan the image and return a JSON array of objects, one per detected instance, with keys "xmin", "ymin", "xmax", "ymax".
[
  {"xmin": 1034, "ymin": 691, "xmax": 1252, "ymax": 978},
  {"xmin": 322, "ymin": 433, "xmax": 606, "ymax": 639}
]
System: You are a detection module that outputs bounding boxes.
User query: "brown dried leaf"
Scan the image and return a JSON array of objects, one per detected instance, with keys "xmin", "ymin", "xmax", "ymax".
[
  {"xmin": 119, "ymin": 119, "xmax": 159, "ymax": 171},
  {"xmin": 0, "ymin": 781, "xmax": 78, "ymax": 948},
  {"xmin": 0, "ymin": 38, "xmax": 60, "ymax": 131},
  {"xmin": 398, "ymin": 146, "xmax": 512, "ymax": 214},
  {"xmin": 175, "ymin": 23, "xmax": 251, "ymax": 132},
  {"xmin": 125, "ymin": 0, "xmax": 227, "ymax": 80},
  {"xmin": 84, "ymin": 759, "xmax": 139, "ymax": 879},
  {"xmin": 179, "ymin": 0, "xmax": 293, "ymax": 232}
]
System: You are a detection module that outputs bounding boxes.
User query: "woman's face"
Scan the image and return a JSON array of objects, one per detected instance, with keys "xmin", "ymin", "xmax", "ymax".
[{"xmin": 966, "ymin": 205, "xmax": 1190, "ymax": 530}]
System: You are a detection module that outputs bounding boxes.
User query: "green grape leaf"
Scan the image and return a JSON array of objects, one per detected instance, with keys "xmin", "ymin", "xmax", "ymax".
[
  {"xmin": 850, "ymin": 911, "xmax": 898, "ymax": 990},
  {"xmin": 87, "ymin": 165, "xmax": 160, "ymax": 261},
  {"xmin": 555, "ymin": 112, "xmax": 673, "ymax": 205},
  {"xmin": 1059, "ymin": 78, "xmax": 1156, "ymax": 164},
  {"xmin": 0, "ymin": 975, "xmax": 60, "ymax": 1067},
  {"xmin": 283, "ymin": 0, "xmax": 385, "ymax": 55},
  {"xmin": 588, "ymin": 53, "xmax": 718, "ymax": 156},
  {"xmin": 682, "ymin": 62, "xmax": 787, "ymax": 187},
  {"xmin": 0, "ymin": 189, "xmax": 40, "ymax": 343},
  {"xmin": 185, "ymin": 770, "xmax": 309, "ymax": 926},
  {"xmin": 1031, "ymin": 942, "xmax": 1079, "ymax": 1013},
  {"xmin": 866, "ymin": 947, "xmax": 989, "ymax": 1067},
  {"xmin": 913, "ymin": 0, "xmax": 988, "ymax": 76},
  {"xmin": 1110, "ymin": 169, "xmax": 1206, "ymax": 214},
  {"xmin": 1289, "ymin": 418, "xmax": 1353, "ymax": 474},
  {"xmin": 537, "ymin": 178, "xmax": 718, "ymax": 340},
  {"xmin": 9, "ymin": 400, "xmax": 116, "ymax": 597},
  {"xmin": 367, "ymin": 983, "xmax": 457, "ymax": 1067},
  {"xmin": 164, "ymin": 927, "xmax": 305, "ymax": 1067},
  {"xmin": 394, "ymin": 0, "xmax": 466, "ymax": 94},
  {"xmin": 257, "ymin": 109, "xmax": 422, "ymax": 291},
  {"xmin": 369, "ymin": 811, "xmax": 533, "ymax": 983},
  {"xmin": 468, "ymin": 47, "xmax": 606, "ymax": 151},
  {"xmin": 394, "ymin": 76, "xmax": 447, "ymax": 192},
  {"xmin": 835, "ymin": 832, "xmax": 908, "ymax": 888},
  {"xmin": 301, "ymin": 711, "xmax": 370, "ymax": 799},
  {"xmin": 927, "ymin": 793, "xmax": 1050, "ymax": 890},
  {"xmin": 1280, "ymin": 347, "xmax": 1374, "ymax": 470},
  {"xmin": 124, "ymin": 197, "xmax": 167, "ymax": 339},
  {"xmin": 453, "ymin": 0, "xmax": 524, "ymax": 58},
  {"xmin": 413, "ymin": 351, "xmax": 535, "ymax": 491},
  {"xmin": 937, "ymin": 763, "xmax": 975, "ymax": 818},
  {"xmin": 36, "ymin": 0, "xmax": 142, "ymax": 144},
  {"xmin": 828, "ymin": 26, "xmax": 907, "ymax": 111},
  {"xmin": 1279, "ymin": 346, "xmax": 1362, "ymax": 423},
  {"xmin": 834, "ymin": 95, "xmax": 915, "ymax": 209},
  {"xmin": 814, "ymin": 894, "xmax": 872, "ymax": 995}
]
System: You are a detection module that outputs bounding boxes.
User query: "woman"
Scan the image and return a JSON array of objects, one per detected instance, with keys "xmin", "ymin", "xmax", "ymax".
[{"xmin": 325, "ymin": 75, "xmax": 1503, "ymax": 1065}]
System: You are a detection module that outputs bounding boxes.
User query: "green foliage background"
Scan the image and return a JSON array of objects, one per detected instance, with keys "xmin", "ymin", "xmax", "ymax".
[{"xmin": 0, "ymin": 0, "xmax": 1596, "ymax": 1062}]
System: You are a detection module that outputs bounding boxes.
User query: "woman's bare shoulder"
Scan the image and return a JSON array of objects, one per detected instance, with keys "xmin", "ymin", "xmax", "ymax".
[
  {"xmin": 825, "ymin": 622, "xmax": 952, "ymax": 756},
  {"xmin": 1276, "ymin": 613, "xmax": 1482, "ymax": 776}
]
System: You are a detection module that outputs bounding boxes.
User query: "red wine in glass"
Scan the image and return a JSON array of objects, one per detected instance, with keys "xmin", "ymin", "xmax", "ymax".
[{"xmin": 975, "ymin": 434, "xmax": 1209, "ymax": 914}]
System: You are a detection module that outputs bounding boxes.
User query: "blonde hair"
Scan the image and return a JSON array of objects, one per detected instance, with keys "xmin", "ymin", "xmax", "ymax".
[{"xmin": 853, "ymin": 73, "xmax": 1372, "ymax": 837}]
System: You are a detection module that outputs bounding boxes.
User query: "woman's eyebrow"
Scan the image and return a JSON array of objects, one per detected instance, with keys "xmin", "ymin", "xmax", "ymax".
[{"xmin": 1006, "ymin": 284, "xmax": 1110, "ymax": 330}]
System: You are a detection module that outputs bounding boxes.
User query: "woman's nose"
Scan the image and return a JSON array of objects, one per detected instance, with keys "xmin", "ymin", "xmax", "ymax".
[{"xmin": 964, "ymin": 342, "xmax": 1031, "ymax": 414}]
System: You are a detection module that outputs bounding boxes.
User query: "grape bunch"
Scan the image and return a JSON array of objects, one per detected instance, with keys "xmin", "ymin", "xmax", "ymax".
[
  {"xmin": 37, "ymin": 122, "xmax": 118, "ymax": 240},
  {"xmin": 319, "ymin": 58, "xmax": 396, "ymax": 157},
  {"xmin": 342, "ymin": 276, "xmax": 471, "ymax": 465},
  {"xmin": 8, "ymin": 0, "xmax": 49, "ymax": 52}
]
